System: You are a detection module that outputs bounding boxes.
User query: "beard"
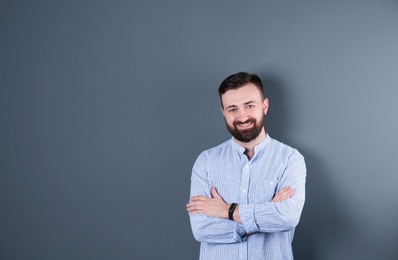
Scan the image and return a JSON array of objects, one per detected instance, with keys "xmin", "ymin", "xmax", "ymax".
[{"xmin": 226, "ymin": 116, "xmax": 264, "ymax": 143}]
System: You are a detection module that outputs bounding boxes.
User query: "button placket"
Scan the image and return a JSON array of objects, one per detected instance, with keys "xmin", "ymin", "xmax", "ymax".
[{"xmin": 240, "ymin": 163, "xmax": 250, "ymax": 204}]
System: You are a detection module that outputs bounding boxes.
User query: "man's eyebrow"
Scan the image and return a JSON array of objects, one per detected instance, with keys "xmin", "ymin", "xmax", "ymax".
[
  {"xmin": 225, "ymin": 104, "xmax": 237, "ymax": 110},
  {"xmin": 244, "ymin": 100, "xmax": 255, "ymax": 105},
  {"xmin": 225, "ymin": 101, "xmax": 255, "ymax": 110}
]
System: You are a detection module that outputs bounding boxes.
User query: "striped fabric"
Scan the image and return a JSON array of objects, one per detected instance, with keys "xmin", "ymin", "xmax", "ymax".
[{"xmin": 189, "ymin": 134, "xmax": 306, "ymax": 260}]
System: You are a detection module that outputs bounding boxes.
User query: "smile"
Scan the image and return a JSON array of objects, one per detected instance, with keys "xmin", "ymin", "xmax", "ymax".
[{"xmin": 236, "ymin": 121, "xmax": 254, "ymax": 129}]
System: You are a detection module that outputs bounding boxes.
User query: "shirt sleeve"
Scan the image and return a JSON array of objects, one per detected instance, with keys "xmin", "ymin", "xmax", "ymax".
[
  {"xmin": 188, "ymin": 152, "xmax": 247, "ymax": 243},
  {"xmin": 239, "ymin": 152, "xmax": 306, "ymax": 233}
]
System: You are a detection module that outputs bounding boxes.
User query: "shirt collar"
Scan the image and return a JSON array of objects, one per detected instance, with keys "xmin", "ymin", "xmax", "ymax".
[{"xmin": 230, "ymin": 133, "xmax": 271, "ymax": 154}]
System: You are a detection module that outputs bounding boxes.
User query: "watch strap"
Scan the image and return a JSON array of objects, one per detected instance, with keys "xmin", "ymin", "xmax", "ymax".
[{"xmin": 228, "ymin": 203, "xmax": 238, "ymax": 220}]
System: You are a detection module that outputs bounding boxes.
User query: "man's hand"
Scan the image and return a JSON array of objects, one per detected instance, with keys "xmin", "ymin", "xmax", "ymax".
[
  {"xmin": 186, "ymin": 187, "xmax": 229, "ymax": 219},
  {"xmin": 272, "ymin": 186, "xmax": 294, "ymax": 202},
  {"xmin": 186, "ymin": 186, "xmax": 294, "ymax": 220}
]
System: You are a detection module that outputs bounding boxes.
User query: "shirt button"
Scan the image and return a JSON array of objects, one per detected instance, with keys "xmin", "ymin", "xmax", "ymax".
[{"xmin": 242, "ymin": 189, "xmax": 247, "ymax": 193}]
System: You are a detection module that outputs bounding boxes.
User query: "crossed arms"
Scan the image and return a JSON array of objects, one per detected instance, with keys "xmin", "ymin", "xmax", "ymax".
[
  {"xmin": 186, "ymin": 186, "xmax": 294, "ymax": 223},
  {"xmin": 186, "ymin": 153, "xmax": 306, "ymax": 243}
]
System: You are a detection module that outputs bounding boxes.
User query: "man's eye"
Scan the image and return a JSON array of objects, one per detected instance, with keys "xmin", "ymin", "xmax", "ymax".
[
  {"xmin": 247, "ymin": 105, "xmax": 254, "ymax": 108},
  {"xmin": 228, "ymin": 109, "xmax": 236, "ymax": 113}
]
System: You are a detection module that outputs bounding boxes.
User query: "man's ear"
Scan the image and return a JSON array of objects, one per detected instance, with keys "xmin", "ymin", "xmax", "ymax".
[
  {"xmin": 263, "ymin": 98, "xmax": 269, "ymax": 116},
  {"xmin": 220, "ymin": 106, "xmax": 225, "ymax": 117}
]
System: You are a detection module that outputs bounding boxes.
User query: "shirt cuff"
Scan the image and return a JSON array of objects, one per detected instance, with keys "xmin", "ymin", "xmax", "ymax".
[
  {"xmin": 235, "ymin": 222, "xmax": 248, "ymax": 242},
  {"xmin": 239, "ymin": 204, "xmax": 259, "ymax": 233}
]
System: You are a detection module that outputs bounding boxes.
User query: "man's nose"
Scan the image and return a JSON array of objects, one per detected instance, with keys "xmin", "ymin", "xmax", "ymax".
[{"xmin": 236, "ymin": 109, "xmax": 249, "ymax": 122}]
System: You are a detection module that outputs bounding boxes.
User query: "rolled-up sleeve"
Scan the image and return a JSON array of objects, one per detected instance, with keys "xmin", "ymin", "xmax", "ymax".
[
  {"xmin": 239, "ymin": 153, "xmax": 306, "ymax": 233},
  {"xmin": 189, "ymin": 152, "xmax": 248, "ymax": 243}
]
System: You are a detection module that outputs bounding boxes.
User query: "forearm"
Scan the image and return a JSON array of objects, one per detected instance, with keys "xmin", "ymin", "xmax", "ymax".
[
  {"xmin": 189, "ymin": 213, "xmax": 247, "ymax": 243},
  {"xmin": 239, "ymin": 172, "xmax": 306, "ymax": 233},
  {"xmin": 189, "ymin": 156, "xmax": 247, "ymax": 243},
  {"xmin": 239, "ymin": 200, "xmax": 304, "ymax": 233},
  {"xmin": 228, "ymin": 195, "xmax": 303, "ymax": 233}
]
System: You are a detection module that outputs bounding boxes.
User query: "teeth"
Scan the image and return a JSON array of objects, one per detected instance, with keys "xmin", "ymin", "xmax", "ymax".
[{"xmin": 238, "ymin": 122, "xmax": 252, "ymax": 127}]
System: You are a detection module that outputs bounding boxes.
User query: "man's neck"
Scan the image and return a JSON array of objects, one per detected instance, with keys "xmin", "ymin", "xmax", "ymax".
[{"xmin": 234, "ymin": 129, "xmax": 267, "ymax": 160}]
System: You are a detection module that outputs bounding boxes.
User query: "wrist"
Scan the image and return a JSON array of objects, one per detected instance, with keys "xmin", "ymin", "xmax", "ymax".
[{"xmin": 228, "ymin": 203, "xmax": 238, "ymax": 220}]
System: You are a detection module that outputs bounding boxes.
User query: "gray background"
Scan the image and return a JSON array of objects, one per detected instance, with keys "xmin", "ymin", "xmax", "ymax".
[{"xmin": 1, "ymin": 1, "xmax": 397, "ymax": 259}]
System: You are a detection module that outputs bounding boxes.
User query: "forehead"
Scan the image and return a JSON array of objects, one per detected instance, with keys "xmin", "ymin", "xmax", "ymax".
[{"xmin": 221, "ymin": 83, "xmax": 263, "ymax": 106}]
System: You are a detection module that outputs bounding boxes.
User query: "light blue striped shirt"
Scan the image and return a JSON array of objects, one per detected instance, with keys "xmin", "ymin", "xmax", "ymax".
[{"xmin": 189, "ymin": 134, "xmax": 306, "ymax": 260}]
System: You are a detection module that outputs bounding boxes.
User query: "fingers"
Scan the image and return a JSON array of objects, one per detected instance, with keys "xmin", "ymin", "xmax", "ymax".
[
  {"xmin": 211, "ymin": 187, "xmax": 221, "ymax": 199},
  {"xmin": 186, "ymin": 198, "xmax": 203, "ymax": 213},
  {"xmin": 280, "ymin": 186, "xmax": 290, "ymax": 191},
  {"xmin": 187, "ymin": 189, "xmax": 218, "ymax": 214},
  {"xmin": 187, "ymin": 198, "xmax": 203, "ymax": 213},
  {"xmin": 186, "ymin": 202, "xmax": 202, "ymax": 214},
  {"xmin": 186, "ymin": 187, "xmax": 227, "ymax": 218},
  {"xmin": 189, "ymin": 195, "xmax": 207, "ymax": 201},
  {"xmin": 186, "ymin": 195, "xmax": 211, "ymax": 214},
  {"xmin": 271, "ymin": 186, "xmax": 294, "ymax": 203}
]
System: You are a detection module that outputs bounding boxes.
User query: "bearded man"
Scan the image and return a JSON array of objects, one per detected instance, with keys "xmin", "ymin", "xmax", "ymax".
[{"xmin": 186, "ymin": 72, "xmax": 306, "ymax": 260}]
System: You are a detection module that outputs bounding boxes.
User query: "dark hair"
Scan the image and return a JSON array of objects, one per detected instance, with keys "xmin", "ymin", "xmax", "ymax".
[{"xmin": 218, "ymin": 72, "xmax": 264, "ymax": 106}]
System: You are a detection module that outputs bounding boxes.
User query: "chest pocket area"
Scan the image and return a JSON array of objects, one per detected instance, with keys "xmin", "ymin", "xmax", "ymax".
[
  {"xmin": 210, "ymin": 174, "xmax": 241, "ymax": 203},
  {"xmin": 251, "ymin": 179, "xmax": 278, "ymax": 203}
]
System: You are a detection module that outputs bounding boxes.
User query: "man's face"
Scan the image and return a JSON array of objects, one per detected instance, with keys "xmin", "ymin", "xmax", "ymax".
[{"xmin": 221, "ymin": 83, "xmax": 269, "ymax": 143}]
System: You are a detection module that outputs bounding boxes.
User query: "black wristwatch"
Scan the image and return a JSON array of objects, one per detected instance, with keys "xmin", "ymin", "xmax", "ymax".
[{"xmin": 228, "ymin": 203, "xmax": 238, "ymax": 220}]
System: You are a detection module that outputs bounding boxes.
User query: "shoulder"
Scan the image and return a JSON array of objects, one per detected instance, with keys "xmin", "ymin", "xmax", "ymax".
[
  {"xmin": 267, "ymin": 136, "xmax": 304, "ymax": 162},
  {"xmin": 192, "ymin": 140, "xmax": 231, "ymax": 175},
  {"xmin": 264, "ymin": 137, "xmax": 306, "ymax": 177},
  {"xmin": 197, "ymin": 139, "xmax": 231, "ymax": 160}
]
